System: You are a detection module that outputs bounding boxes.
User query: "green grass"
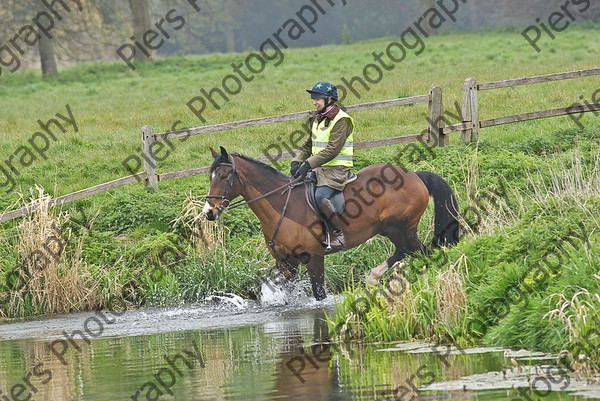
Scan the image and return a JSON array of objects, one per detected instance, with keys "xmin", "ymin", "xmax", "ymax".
[
  {"xmin": 328, "ymin": 131, "xmax": 600, "ymax": 373},
  {"xmin": 1, "ymin": 27, "xmax": 600, "ymax": 375},
  {"xmin": 0, "ymin": 28, "xmax": 599, "ymax": 208}
]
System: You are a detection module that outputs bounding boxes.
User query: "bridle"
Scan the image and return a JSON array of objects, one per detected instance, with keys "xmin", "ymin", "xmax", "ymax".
[
  {"xmin": 205, "ymin": 156, "xmax": 303, "ymax": 213},
  {"xmin": 204, "ymin": 156, "xmax": 242, "ymax": 216},
  {"xmin": 204, "ymin": 156, "xmax": 303, "ymax": 257}
]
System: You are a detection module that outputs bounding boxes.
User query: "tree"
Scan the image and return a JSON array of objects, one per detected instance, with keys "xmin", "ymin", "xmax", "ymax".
[
  {"xmin": 0, "ymin": 0, "xmax": 111, "ymax": 78},
  {"xmin": 39, "ymin": 35, "xmax": 59, "ymax": 77},
  {"xmin": 421, "ymin": 0, "xmax": 438, "ymax": 35},
  {"xmin": 467, "ymin": 1, "xmax": 479, "ymax": 31},
  {"xmin": 127, "ymin": 0, "xmax": 151, "ymax": 63}
]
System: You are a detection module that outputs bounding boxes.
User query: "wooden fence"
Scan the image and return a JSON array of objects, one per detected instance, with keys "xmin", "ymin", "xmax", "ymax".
[
  {"xmin": 0, "ymin": 85, "xmax": 442, "ymax": 223},
  {"xmin": 143, "ymin": 84, "xmax": 445, "ymax": 190},
  {"xmin": 1, "ymin": 67, "xmax": 600, "ymax": 223},
  {"xmin": 459, "ymin": 67, "xmax": 600, "ymax": 142}
]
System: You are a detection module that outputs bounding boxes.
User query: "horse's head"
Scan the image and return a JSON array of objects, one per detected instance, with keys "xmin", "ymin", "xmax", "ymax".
[{"xmin": 203, "ymin": 146, "xmax": 244, "ymax": 221}]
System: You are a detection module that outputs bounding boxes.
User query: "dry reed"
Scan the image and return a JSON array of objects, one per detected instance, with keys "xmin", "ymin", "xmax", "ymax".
[
  {"xmin": 173, "ymin": 192, "xmax": 225, "ymax": 257},
  {"xmin": 8, "ymin": 187, "xmax": 101, "ymax": 316},
  {"xmin": 435, "ymin": 254, "xmax": 468, "ymax": 327}
]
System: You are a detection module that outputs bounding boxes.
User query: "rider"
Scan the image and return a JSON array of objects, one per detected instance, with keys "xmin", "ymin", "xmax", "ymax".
[{"xmin": 291, "ymin": 81, "xmax": 355, "ymax": 253}]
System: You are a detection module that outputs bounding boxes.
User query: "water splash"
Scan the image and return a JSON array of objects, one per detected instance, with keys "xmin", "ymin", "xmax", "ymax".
[
  {"xmin": 260, "ymin": 277, "xmax": 288, "ymax": 306},
  {"xmin": 203, "ymin": 292, "xmax": 248, "ymax": 309},
  {"xmin": 259, "ymin": 274, "xmax": 312, "ymax": 307}
]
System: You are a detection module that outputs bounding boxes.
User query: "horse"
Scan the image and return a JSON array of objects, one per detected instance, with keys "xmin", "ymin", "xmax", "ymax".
[{"xmin": 203, "ymin": 147, "xmax": 459, "ymax": 301}]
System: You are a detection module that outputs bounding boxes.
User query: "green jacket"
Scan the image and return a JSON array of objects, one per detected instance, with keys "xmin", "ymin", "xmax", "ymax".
[{"xmin": 294, "ymin": 105, "xmax": 354, "ymax": 191}]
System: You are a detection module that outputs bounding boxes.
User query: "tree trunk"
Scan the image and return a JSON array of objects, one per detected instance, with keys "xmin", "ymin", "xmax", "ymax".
[
  {"xmin": 225, "ymin": 29, "xmax": 235, "ymax": 53},
  {"xmin": 39, "ymin": 35, "xmax": 59, "ymax": 78},
  {"xmin": 468, "ymin": 1, "xmax": 479, "ymax": 31},
  {"xmin": 128, "ymin": 0, "xmax": 151, "ymax": 63},
  {"xmin": 421, "ymin": 0, "xmax": 438, "ymax": 35}
]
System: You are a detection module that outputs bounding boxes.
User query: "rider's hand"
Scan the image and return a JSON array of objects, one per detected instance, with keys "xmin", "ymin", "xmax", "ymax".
[
  {"xmin": 290, "ymin": 161, "xmax": 300, "ymax": 177},
  {"xmin": 293, "ymin": 161, "xmax": 312, "ymax": 179}
]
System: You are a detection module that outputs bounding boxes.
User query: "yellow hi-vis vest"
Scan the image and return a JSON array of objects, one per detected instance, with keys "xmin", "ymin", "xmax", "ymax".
[{"xmin": 311, "ymin": 110, "xmax": 355, "ymax": 167}]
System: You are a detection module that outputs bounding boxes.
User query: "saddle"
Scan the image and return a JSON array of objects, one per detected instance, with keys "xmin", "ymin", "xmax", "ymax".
[{"xmin": 304, "ymin": 170, "xmax": 357, "ymax": 223}]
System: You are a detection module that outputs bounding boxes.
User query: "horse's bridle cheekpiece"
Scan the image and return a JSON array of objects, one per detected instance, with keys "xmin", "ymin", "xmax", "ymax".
[{"xmin": 204, "ymin": 156, "xmax": 241, "ymax": 216}]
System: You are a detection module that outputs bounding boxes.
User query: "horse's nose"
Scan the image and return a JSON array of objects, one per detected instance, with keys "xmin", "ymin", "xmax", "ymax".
[{"xmin": 205, "ymin": 209, "xmax": 215, "ymax": 221}]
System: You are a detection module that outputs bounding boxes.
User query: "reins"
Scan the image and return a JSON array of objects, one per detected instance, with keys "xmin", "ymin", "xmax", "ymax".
[
  {"xmin": 206, "ymin": 156, "xmax": 304, "ymax": 258},
  {"xmin": 266, "ymin": 179, "xmax": 297, "ymax": 256},
  {"xmin": 227, "ymin": 176, "xmax": 303, "ymax": 210}
]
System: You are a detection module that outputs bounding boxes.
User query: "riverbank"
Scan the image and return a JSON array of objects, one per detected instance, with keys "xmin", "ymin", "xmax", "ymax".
[{"xmin": 329, "ymin": 127, "xmax": 600, "ymax": 376}]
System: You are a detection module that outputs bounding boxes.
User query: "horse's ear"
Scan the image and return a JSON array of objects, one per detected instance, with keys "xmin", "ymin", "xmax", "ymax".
[
  {"xmin": 210, "ymin": 147, "xmax": 219, "ymax": 158},
  {"xmin": 220, "ymin": 146, "xmax": 229, "ymax": 160}
]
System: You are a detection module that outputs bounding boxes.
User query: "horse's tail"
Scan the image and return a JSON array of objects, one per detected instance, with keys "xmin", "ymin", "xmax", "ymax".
[{"xmin": 416, "ymin": 171, "xmax": 459, "ymax": 247}]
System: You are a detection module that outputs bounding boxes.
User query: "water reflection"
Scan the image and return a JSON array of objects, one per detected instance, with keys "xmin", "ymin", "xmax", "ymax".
[
  {"xmin": 273, "ymin": 310, "xmax": 338, "ymax": 400},
  {"xmin": 0, "ymin": 305, "xmax": 593, "ymax": 401}
]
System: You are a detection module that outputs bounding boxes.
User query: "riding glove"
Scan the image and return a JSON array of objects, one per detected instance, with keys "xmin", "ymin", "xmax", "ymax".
[
  {"xmin": 294, "ymin": 161, "xmax": 312, "ymax": 179},
  {"xmin": 290, "ymin": 161, "xmax": 300, "ymax": 177}
]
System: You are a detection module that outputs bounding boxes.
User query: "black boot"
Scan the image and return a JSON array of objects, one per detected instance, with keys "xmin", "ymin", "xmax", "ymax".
[{"xmin": 320, "ymin": 198, "xmax": 346, "ymax": 253}]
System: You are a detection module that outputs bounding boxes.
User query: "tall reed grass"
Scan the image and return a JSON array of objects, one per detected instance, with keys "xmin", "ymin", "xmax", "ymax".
[
  {"xmin": 173, "ymin": 192, "xmax": 225, "ymax": 257},
  {"xmin": 545, "ymin": 285, "xmax": 600, "ymax": 380},
  {"xmin": 6, "ymin": 188, "xmax": 102, "ymax": 317}
]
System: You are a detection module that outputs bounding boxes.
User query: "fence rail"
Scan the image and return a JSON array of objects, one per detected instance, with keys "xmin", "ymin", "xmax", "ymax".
[
  {"xmin": 1, "ymin": 67, "xmax": 599, "ymax": 224},
  {"xmin": 480, "ymin": 103, "xmax": 600, "ymax": 128},
  {"xmin": 154, "ymin": 95, "xmax": 430, "ymax": 142},
  {"xmin": 0, "ymin": 174, "xmax": 145, "ymax": 223},
  {"xmin": 477, "ymin": 67, "xmax": 600, "ymax": 91},
  {"xmin": 143, "ymin": 90, "xmax": 440, "ymax": 190},
  {"xmin": 461, "ymin": 67, "xmax": 600, "ymax": 142}
]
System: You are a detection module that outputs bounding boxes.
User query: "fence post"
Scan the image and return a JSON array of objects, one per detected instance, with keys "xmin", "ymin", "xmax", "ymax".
[
  {"xmin": 461, "ymin": 77, "xmax": 480, "ymax": 143},
  {"xmin": 428, "ymin": 84, "xmax": 447, "ymax": 147},
  {"xmin": 461, "ymin": 78, "xmax": 473, "ymax": 143},
  {"xmin": 142, "ymin": 125, "xmax": 158, "ymax": 190},
  {"xmin": 469, "ymin": 78, "xmax": 480, "ymax": 143}
]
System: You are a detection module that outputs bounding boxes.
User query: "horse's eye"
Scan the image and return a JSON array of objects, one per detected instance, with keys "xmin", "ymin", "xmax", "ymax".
[{"xmin": 220, "ymin": 173, "xmax": 228, "ymax": 179}]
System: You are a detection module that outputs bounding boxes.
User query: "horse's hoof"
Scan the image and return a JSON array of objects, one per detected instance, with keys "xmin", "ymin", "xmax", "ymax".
[{"xmin": 366, "ymin": 274, "xmax": 379, "ymax": 286}]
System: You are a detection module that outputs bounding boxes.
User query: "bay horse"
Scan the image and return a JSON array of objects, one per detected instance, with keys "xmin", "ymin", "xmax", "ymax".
[{"xmin": 203, "ymin": 147, "xmax": 459, "ymax": 301}]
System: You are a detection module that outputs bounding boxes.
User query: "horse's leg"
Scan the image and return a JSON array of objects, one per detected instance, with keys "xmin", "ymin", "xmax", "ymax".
[
  {"xmin": 368, "ymin": 254, "xmax": 409, "ymax": 285},
  {"xmin": 277, "ymin": 258, "xmax": 299, "ymax": 281},
  {"xmin": 368, "ymin": 222, "xmax": 424, "ymax": 285},
  {"xmin": 306, "ymin": 254, "xmax": 326, "ymax": 301}
]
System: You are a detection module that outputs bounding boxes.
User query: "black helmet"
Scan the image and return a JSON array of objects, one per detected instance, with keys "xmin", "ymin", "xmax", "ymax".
[{"xmin": 306, "ymin": 81, "xmax": 339, "ymax": 101}]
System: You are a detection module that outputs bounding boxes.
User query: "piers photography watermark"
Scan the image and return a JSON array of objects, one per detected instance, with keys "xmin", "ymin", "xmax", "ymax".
[
  {"xmin": 116, "ymin": 0, "xmax": 203, "ymax": 71},
  {"xmin": 186, "ymin": 0, "xmax": 348, "ymax": 123},
  {"xmin": 129, "ymin": 341, "xmax": 205, "ymax": 401},
  {"xmin": 0, "ymin": 309, "xmax": 123, "ymax": 401},
  {"xmin": 0, "ymin": 105, "xmax": 78, "ymax": 194},
  {"xmin": 521, "ymin": 0, "xmax": 592, "ymax": 53},
  {"xmin": 0, "ymin": 0, "xmax": 83, "ymax": 75}
]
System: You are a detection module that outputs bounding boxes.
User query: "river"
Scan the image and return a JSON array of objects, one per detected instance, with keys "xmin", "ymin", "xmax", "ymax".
[{"xmin": 1, "ymin": 287, "xmax": 599, "ymax": 400}]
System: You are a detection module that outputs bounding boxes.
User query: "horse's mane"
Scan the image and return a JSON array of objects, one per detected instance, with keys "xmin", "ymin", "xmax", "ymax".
[{"xmin": 210, "ymin": 152, "xmax": 287, "ymax": 179}]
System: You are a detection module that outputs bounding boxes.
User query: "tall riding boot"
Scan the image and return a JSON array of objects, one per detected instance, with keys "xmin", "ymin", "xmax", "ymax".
[{"xmin": 320, "ymin": 198, "xmax": 346, "ymax": 253}]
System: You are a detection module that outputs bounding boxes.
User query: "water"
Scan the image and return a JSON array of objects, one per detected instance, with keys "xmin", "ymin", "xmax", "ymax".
[{"xmin": 1, "ymin": 285, "xmax": 600, "ymax": 400}]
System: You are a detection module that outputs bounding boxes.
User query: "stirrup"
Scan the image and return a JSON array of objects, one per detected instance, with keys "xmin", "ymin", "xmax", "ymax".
[
  {"xmin": 324, "ymin": 229, "xmax": 332, "ymax": 252},
  {"xmin": 321, "ymin": 232, "xmax": 345, "ymax": 253}
]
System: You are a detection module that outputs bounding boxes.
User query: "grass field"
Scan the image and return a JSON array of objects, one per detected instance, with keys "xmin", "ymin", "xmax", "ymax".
[
  {"xmin": 0, "ymin": 27, "xmax": 599, "ymax": 204},
  {"xmin": 1, "ymin": 26, "xmax": 600, "ymax": 372}
]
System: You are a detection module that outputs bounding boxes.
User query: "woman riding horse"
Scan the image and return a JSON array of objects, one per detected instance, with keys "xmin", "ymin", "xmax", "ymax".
[
  {"xmin": 203, "ymin": 82, "xmax": 459, "ymax": 301},
  {"xmin": 291, "ymin": 81, "xmax": 355, "ymax": 253},
  {"xmin": 203, "ymin": 146, "xmax": 459, "ymax": 301}
]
